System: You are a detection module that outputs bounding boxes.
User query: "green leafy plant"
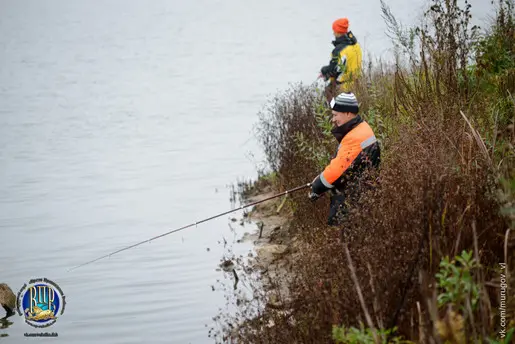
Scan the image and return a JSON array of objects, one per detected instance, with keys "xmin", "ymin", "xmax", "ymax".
[
  {"xmin": 293, "ymin": 131, "xmax": 331, "ymax": 170},
  {"xmin": 435, "ymin": 250, "xmax": 481, "ymax": 310},
  {"xmin": 332, "ymin": 324, "xmax": 412, "ymax": 344},
  {"xmin": 293, "ymin": 92, "xmax": 334, "ymax": 170}
]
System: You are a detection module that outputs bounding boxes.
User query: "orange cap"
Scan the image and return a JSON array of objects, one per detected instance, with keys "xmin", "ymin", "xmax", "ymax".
[{"xmin": 332, "ymin": 18, "xmax": 349, "ymax": 34}]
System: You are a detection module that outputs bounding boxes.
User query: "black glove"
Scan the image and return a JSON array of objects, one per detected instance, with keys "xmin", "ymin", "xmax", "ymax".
[{"xmin": 308, "ymin": 191, "xmax": 321, "ymax": 202}]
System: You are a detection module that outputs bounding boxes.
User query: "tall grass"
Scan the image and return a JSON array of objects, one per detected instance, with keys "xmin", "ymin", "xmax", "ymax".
[{"xmin": 220, "ymin": 0, "xmax": 515, "ymax": 342}]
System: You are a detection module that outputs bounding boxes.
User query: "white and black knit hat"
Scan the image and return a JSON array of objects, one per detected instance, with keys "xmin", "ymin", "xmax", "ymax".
[{"xmin": 330, "ymin": 92, "xmax": 359, "ymax": 114}]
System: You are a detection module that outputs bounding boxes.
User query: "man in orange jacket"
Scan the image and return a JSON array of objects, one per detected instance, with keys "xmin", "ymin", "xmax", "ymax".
[{"xmin": 309, "ymin": 92, "xmax": 380, "ymax": 226}]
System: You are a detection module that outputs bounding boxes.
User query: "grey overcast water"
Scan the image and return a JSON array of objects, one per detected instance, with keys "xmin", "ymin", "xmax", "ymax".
[{"xmin": 0, "ymin": 0, "xmax": 492, "ymax": 343}]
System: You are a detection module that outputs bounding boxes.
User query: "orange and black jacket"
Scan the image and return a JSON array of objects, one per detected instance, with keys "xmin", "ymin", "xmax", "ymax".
[{"xmin": 312, "ymin": 116, "xmax": 380, "ymax": 195}]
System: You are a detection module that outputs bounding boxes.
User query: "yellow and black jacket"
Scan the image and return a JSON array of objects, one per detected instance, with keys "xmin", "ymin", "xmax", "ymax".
[
  {"xmin": 312, "ymin": 116, "xmax": 380, "ymax": 195},
  {"xmin": 320, "ymin": 32, "xmax": 363, "ymax": 91}
]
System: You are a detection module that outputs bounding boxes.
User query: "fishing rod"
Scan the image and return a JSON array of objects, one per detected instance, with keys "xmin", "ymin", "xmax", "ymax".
[{"xmin": 69, "ymin": 183, "xmax": 312, "ymax": 271}]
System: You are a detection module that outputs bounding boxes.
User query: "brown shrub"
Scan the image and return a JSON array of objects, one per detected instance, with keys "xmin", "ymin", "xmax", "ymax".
[{"xmin": 221, "ymin": 1, "xmax": 515, "ymax": 343}]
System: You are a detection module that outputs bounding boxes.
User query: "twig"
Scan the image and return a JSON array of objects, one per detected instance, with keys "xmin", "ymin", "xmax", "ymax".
[
  {"xmin": 472, "ymin": 220, "xmax": 480, "ymax": 265},
  {"xmin": 417, "ymin": 302, "xmax": 425, "ymax": 344},
  {"xmin": 367, "ymin": 263, "xmax": 383, "ymax": 329},
  {"xmin": 452, "ymin": 203, "xmax": 471, "ymax": 256},
  {"xmin": 427, "ymin": 287, "xmax": 443, "ymax": 344},
  {"xmin": 232, "ymin": 270, "xmax": 239, "ymax": 290},
  {"xmin": 492, "ymin": 109, "xmax": 499, "ymax": 155},
  {"xmin": 472, "ymin": 220, "xmax": 488, "ymax": 338},
  {"xmin": 460, "ymin": 110, "xmax": 491, "ymax": 164},
  {"xmin": 258, "ymin": 222, "xmax": 264, "ymax": 239},
  {"xmin": 276, "ymin": 195, "xmax": 288, "ymax": 214},
  {"xmin": 465, "ymin": 298, "xmax": 477, "ymax": 341},
  {"xmin": 344, "ymin": 245, "xmax": 379, "ymax": 343}
]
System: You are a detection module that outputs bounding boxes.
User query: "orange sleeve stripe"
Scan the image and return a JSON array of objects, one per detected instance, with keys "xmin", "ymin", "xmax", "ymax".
[
  {"xmin": 321, "ymin": 122, "xmax": 375, "ymax": 185},
  {"xmin": 322, "ymin": 139, "xmax": 362, "ymax": 184}
]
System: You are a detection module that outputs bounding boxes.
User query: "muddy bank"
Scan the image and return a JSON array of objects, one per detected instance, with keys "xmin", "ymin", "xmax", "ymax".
[{"xmin": 239, "ymin": 182, "xmax": 302, "ymax": 302}]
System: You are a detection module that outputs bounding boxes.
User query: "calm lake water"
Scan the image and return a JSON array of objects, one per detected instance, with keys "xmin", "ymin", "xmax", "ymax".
[{"xmin": 0, "ymin": 0, "xmax": 492, "ymax": 342}]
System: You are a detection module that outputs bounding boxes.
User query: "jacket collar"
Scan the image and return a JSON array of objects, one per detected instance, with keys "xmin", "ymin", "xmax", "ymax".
[
  {"xmin": 332, "ymin": 31, "xmax": 358, "ymax": 47},
  {"xmin": 331, "ymin": 115, "xmax": 363, "ymax": 143}
]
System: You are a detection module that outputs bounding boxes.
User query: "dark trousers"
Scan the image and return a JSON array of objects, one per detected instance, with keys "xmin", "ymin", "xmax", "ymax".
[{"xmin": 327, "ymin": 192, "xmax": 348, "ymax": 226}]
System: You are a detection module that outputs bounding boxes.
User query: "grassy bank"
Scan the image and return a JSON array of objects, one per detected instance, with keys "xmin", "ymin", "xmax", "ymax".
[{"xmin": 219, "ymin": 0, "xmax": 515, "ymax": 342}]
